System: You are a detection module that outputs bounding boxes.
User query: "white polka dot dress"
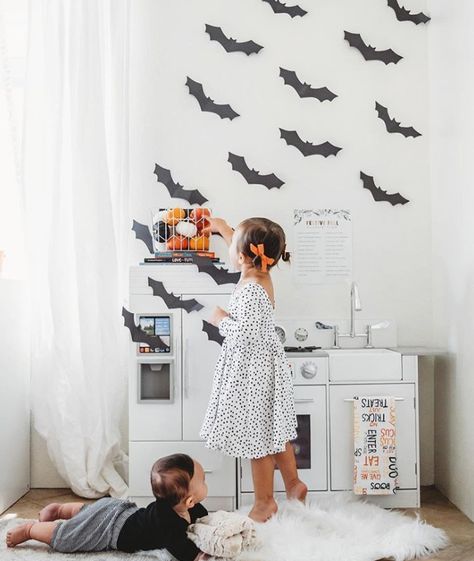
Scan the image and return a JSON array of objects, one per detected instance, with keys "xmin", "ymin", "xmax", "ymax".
[{"xmin": 200, "ymin": 282, "xmax": 297, "ymax": 459}]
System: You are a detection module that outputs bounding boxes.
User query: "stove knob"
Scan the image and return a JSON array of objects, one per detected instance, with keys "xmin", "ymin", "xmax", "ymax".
[{"xmin": 301, "ymin": 361, "xmax": 318, "ymax": 379}]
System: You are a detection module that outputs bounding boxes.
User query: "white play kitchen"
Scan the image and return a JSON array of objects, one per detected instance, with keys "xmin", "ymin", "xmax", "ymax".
[{"xmin": 126, "ymin": 262, "xmax": 433, "ymax": 511}]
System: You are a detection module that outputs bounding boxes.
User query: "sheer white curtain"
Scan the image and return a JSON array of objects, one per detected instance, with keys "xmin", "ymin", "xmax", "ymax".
[{"xmin": 23, "ymin": 0, "xmax": 131, "ymax": 498}]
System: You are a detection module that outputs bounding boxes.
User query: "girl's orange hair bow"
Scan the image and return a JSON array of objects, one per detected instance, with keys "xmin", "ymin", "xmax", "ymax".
[{"xmin": 250, "ymin": 243, "xmax": 274, "ymax": 273}]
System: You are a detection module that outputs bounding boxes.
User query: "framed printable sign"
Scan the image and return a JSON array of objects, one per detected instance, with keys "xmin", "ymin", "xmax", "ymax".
[{"xmin": 293, "ymin": 209, "xmax": 352, "ymax": 285}]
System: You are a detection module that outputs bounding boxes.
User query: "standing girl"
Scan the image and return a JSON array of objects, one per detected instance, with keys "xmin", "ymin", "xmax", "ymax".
[{"xmin": 200, "ymin": 217, "xmax": 307, "ymax": 522}]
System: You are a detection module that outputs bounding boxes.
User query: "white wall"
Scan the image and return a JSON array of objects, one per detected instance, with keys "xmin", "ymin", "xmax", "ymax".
[
  {"xmin": 34, "ymin": 0, "xmax": 437, "ymax": 487},
  {"xmin": 429, "ymin": 1, "xmax": 474, "ymax": 521}
]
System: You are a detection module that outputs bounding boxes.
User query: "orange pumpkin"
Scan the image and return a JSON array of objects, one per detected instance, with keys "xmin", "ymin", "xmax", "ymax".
[
  {"xmin": 165, "ymin": 208, "xmax": 186, "ymax": 226},
  {"xmin": 190, "ymin": 235, "xmax": 210, "ymax": 251},
  {"xmin": 167, "ymin": 235, "xmax": 188, "ymax": 250}
]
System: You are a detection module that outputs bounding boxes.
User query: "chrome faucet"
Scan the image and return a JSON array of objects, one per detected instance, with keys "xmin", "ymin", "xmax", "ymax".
[
  {"xmin": 331, "ymin": 282, "xmax": 366, "ymax": 348},
  {"xmin": 350, "ymin": 282, "xmax": 362, "ymax": 337}
]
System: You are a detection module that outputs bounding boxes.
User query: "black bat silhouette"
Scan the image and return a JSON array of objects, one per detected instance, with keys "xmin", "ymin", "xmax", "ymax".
[
  {"xmin": 344, "ymin": 31, "xmax": 403, "ymax": 65},
  {"xmin": 262, "ymin": 0, "xmax": 307, "ymax": 17},
  {"xmin": 387, "ymin": 0, "xmax": 430, "ymax": 24},
  {"xmin": 205, "ymin": 24, "xmax": 263, "ymax": 56},
  {"xmin": 186, "ymin": 77, "xmax": 239, "ymax": 121},
  {"xmin": 228, "ymin": 152, "xmax": 284, "ymax": 189},
  {"xmin": 192, "ymin": 254, "xmax": 240, "ymax": 285},
  {"xmin": 132, "ymin": 220, "xmax": 153, "ymax": 253},
  {"xmin": 375, "ymin": 102, "xmax": 421, "ymax": 138},
  {"xmin": 202, "ymin": 320, "xmax": 224, "ymax": 346},
  {"xmin": 154, "ymin": 163, "xmax": 208, "ymax": 206},
  {"xmin": 279, "ymin": 129, "xmax": 342, "ymax": 158},
  {"xmin": 360, "ymin": 171, "xmax": 409, "ymax": 206},
  {"xmin": 279, "ymin": 68, "xmax": 337, "ymax": 102},
  {"xmin": 122, "ymin": 307, "xmax": 169, "ymax": 350},
  {"xmin": 148, "ymin": 278, "xmax": 203, "ymax": 313}
]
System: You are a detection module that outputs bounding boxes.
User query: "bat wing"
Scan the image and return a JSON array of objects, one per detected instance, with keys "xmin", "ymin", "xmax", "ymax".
[
  {"xmin": 360, "ymin": 171, "xmax": 409, "ymax": 206},
  {"xmin": 262, "ymin": 0, "xmax": 307, "ymax": 17},
  {"xmin": 387, "ymin": 0, "xmax": 430, "ymax": 24},
  {"xmin": 186, "ymin": 77, "xmax": 239, "ymax": 120},
  {"xmin": 344, "ymin": 31, "xmax": 402, "ymax": 65},
  {"xmin": 375, "ymin": 102, "xmax": 421, "ymax": 138},
  {"xmin": 148, "ymin": 278, "xmax": 203, "ymax": 313},
  {"xmin": 132, "ymin": 220, "xmax": 153, "ymax": 253},
  {"xmin": 227, "ymin": 152, "xmax": 284, "ymax": 189},
  {"xmin": 202, "ymin": 320, "xmax": 224, "ymax": 346},
  {"xmin": 237, "ymin": 39, "xmax": 264, "ymax": 56},
  {"xmin": 205, "ymin": 24, "xmax": 263, "ymax": 55},
  {"xmin": 192, "ymin": 254, "xmax": 240, "ymax": 285},
  {"xmin": 280, "ymin": 129, "xmax": 342, "ymax": 157},
  {"xmin": 279, "ymin": 68, "xmax": 337, "ymax": 102},
  {"xmin": 153, "ymin": 163, "xmax": 208, "ymax": 205},
  {"xmin": 122, "ymin": 307, "xmax": 169, "ymax": 350}
]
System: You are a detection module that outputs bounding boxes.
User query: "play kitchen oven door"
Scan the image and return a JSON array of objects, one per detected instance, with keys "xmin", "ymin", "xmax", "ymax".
[{"xmin": 240, "ymin": 384, "xmax": 327, "ymax": 498}]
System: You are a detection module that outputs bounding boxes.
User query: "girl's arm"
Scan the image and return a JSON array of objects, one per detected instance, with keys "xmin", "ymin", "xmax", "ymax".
[
  {"xmin": 202, "ymin": 218, "xmax": 234, "ymax": 247},
  {"xmin": 218, "ymin": 286, "xmax": 262, "ymax": 345}
]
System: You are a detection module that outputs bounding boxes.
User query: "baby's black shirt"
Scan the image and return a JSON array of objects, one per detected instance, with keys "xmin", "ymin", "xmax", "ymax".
[{"xmin": 117, "ymin": 498, "xmax": 208, "ymax": 560}]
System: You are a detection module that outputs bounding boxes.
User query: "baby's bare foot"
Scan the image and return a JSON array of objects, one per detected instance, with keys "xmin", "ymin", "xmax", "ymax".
[
  {"xmin": 6, "ymin": 522, "xmax": 34, "ymax": 547},
  {"xmin": 39, "ymin": 503, "xmax": 61, "ymax": 522},
  {"xmin": 286, "ymin": 480, "xmax": 308, "ymax": 502},
  {"xmin": 248, "ymin": 499, "xmax": 278, "ymax": 523}
]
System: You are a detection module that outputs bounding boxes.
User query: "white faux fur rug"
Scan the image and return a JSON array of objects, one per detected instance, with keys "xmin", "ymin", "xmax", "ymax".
[{"xmin": 0, "ymin": 495, "xmax": 449, "ymax": 561}]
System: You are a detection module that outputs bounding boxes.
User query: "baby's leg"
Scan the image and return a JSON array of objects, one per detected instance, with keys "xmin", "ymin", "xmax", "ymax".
[
  {"xmin": 249, "ymin": 455, "xmax": 278, "ymax": 522},
  {"xmin": 6, "ymin": 521, "xmax": 58, "ymax": 548},
  {"xmin": 39, "ymin": 502, "xmax": 85, "ymax": 522},
  {"xmin": 273, "ymin": 442, "xmax": 308, "ymax": 502}
]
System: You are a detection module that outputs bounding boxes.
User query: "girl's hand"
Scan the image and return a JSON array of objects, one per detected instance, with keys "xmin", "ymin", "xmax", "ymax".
[
  {"xmin": 209, "ymin": 306, "xmax": 229, "ymax": 327},
  {"xmin": 201, "ymin": 217, "xmax": 234, "ymax": 246},
  {"xmin": 201, "ymin": 217, "xmax": 228, "ymax": 235}
]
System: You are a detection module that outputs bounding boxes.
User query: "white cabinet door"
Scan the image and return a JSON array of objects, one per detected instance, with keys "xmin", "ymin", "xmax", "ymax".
[
  {"xmin": 182, "ymin": 293, "xmax": 231, "ymax": 441},
  {"xmin": 329, "ymin": 384, "xmax": 417, "ymax": 491},
  {"xmin": 0, "ymin": 280, "xmax": 30, "ymax": 513},
  {"xmin": 241, "ymin": 385, "xmax": 327, "ymax": 492}
]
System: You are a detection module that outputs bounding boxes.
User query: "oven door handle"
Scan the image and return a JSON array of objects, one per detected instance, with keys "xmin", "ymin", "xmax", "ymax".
[{"xmin": 295, "ymin": 398, "xmax": 315, "ymax": 404}]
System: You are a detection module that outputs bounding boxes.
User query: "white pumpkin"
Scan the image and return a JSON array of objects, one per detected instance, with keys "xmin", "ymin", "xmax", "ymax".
[{"xmin": 176, "ymin": 221, "xmax": 198, "ymax": 238}]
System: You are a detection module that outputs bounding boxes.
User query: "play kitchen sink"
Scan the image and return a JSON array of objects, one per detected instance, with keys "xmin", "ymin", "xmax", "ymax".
[{"xmin": 326, "ymin": 348, "xmax": 402, "ymax": 381}]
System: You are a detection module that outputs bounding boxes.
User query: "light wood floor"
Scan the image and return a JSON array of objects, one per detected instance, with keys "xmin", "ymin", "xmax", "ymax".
[{"xmin": 2, "ymin": 487, "xmax": 473, "ymax": 560}]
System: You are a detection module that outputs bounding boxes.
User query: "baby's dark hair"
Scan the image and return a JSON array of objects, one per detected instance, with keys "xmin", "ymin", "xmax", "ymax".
[
  {"xmin": 150, "ymin": 453, "xmax": 194, "ymax": 506},
  {"xmin": 236, "ymin": 217, "xmax": 290, "ymax": 271}
]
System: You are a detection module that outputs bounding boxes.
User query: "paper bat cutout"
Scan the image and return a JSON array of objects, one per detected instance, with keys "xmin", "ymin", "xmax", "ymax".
[
  {"xmin": 154, "ymin": 163, "xmax": 208, "ymax": 206},
  {"xmin": 375, "ymin": 102, "xmax": 421, "ymax": 138},
  {"xmin": 387, "ymin": 0, "xmax": 430, "ymax": 24},
  {"xmin": 122, "ymin": 307, "xmax": 169, "ymax": 350},
  {"xmin": 360, "ymin": 171, "xmax": 409, "ymax": 206},
  {"xmin": 192, "ymin": 254, "xmax": 240, "ymax": 285},
  {"xmin": 279, "ymin": 68, "xmax": 337, "ymax": 102},
  {"xmin": 132, "ymin": 220, "xmax": 153, "ymax": 253},
  {"xmin": 279, "ymin": 129, "xmax": 342, "ymax": 158},
  {"xmin": 344, "ymin": 31, "xmax": 403, "ymax": 65},
  {"xmin": 205, "ymin": 24, "xmax": 263, "ymax": 56},
  {"xmin": 202, "ymin": 320, "xmax": 224, "ymax": 346},
  {"xmin": 262, "ymin": 0, "xmax": 307, "ymax": 17},
  {"xmin": 186, "ymin": 77, "xmax": 239, "ymax": 121},
  {"xmin": 228, "ymin": 152, "xmax": 284, "ymax": 189},
  {"xmin": 148, "ymin": 278, "xmax": 204, "ymax": 313}
]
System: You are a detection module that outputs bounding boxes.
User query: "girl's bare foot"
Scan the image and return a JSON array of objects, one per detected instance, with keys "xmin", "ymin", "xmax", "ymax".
[
  {"xmin": 6, "ymin": 522, "xmax": 34, "ymax": 547},
  {"xmin": 39, "ymin": 503, "xmax": 61, "ymax": 522},
  {"xmin": 286, "ymin": 480, "xmax": 308, "ymax": 502},
  {"xmin": 248, "ymin": 498, "xmax": 278, "ymax": 523}
]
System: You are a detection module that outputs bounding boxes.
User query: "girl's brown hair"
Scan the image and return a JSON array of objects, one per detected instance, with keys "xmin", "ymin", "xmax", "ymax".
[
  {"xmin": 236, "ymin": 217, "xmax": 290, "ymax": 271},
  {"xmin": 150, "ymin": 453, "xmax": 194, "ymax": 506}
]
